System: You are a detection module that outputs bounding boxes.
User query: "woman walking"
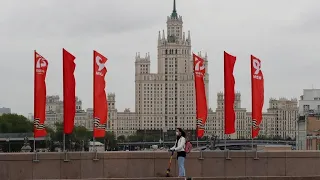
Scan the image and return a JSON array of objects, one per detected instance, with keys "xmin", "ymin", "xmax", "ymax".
[{"xmin": 170, "ymin": 128, "xmax": 186, "ymax": 177}]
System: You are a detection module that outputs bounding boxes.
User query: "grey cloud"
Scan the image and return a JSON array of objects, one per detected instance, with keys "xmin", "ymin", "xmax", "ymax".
[
  {"xmin": 0, "ymin": 1, "xmax": 166, "ymax": 38},
  {"xmin": 0, "ymin": 0, "xmax": 319, "ymax": 115},
  {"xmin": 274, "ymin": 1, "xmax": 320, "ymax": 35},
  {"xmin": 296, "ymin": 10, "xmax": 320, "ymax": 34}
]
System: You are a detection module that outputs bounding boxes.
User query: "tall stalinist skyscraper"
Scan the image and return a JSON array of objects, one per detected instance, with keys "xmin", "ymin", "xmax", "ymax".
[{"xmin": 135, "ymin": 0, "xmax": 209, "ymax": 131}]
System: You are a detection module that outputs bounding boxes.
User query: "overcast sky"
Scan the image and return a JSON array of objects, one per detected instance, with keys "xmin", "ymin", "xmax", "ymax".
[{"xmin": 0, "ymin": 0, "xmax": 319, "ymax": 116}]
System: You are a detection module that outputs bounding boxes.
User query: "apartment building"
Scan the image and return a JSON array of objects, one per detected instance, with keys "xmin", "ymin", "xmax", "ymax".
[
  {"xmin": 45, "ymin": 95, "xmax": 90, "ymax": 130},
  {"xmin": 297, "ymin": 89, "xmax": 320, "ymax": 150},
  {"xmin": 43, "ymin": 1, "xmax": 298, "ymax": 140},
  {"xmin": 0, "ymin": 107, "xmax": 11, "ymax": 115},
  {"xmin": 134, "ymin": 0, "xmax": 208, "ymax": 132},
  {"xmin": 267, "ymin": 98, "xmax": 298, "ymax": 139}
]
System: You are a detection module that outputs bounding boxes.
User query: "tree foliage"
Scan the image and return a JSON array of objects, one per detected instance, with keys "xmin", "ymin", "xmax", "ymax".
[
  {"xmin": 48, "ymin": 122, "xmax": 117, "ymax": 151},
  {"xmin": 0, "ymin": 114, "xmax": 118, "ymax": 151},
  {"xmin": 0, "ymin": 114, "xmax": 33, "ymax": 133},
  {"xmin": 117, "ymin": 135, "xmax": 126, "ymax": 142}
]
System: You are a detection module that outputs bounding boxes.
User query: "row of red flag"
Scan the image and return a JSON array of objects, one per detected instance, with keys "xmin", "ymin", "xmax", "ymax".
[
  {"xmin": 34, "ymin": 49, "xmax": 264, "ymax": 139},
  {"xmin": 194, "ymin": 52, "xmax": 264, "ymax": 139},
  {"xmin": 34, "ymin": 49, "xmax": 108, "ymax": 138}
]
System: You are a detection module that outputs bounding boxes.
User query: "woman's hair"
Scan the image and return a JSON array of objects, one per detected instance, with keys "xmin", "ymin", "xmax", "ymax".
[{"xmin": 177, "ymin": 128, "xmax": 186, "ymax": 137}]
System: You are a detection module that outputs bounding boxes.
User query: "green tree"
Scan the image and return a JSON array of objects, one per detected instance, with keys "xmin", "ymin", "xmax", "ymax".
[
  {"xmin": 46, "ymin": 126, "xmax": 54, "ymax": 136},
  {"xmin": 117, "ymin": 135, "xmax": 126, "ymax": 143},
  {"xmin": 285, "ymin": 136, "xmax": 292, "ymax": 141},
  {"xmin": 104, "ymin": 132, "xmax": 117, "ymax": 150},
  {"xmin": 272, "ymin": 135, "xmax": 283, "ymax": 140},
  {"xmin": 72, "ymin": 126, "xmax": 92, "ymax": 151},
  {"xmin": 49, "ymin": 123, "xmax": 93, "ymax": 151},
  {"xmin": 257, "ymin": 135, "xmax": 267, "ymax": 140},
  {"xmin": 0, "ymin": 114, "xmax": 34, "ymax": 152},
  {"xmin": 73, "ymin": 126, "xmax": 91, "ymax": 141},
  {"xmin": 50, "ymin": 122, "xmax": 63, "ymax": 142},
  {"xmin": 127, "ymin": 134, "xmax": 143, "ymax": 142},
  {"xmin": 0, "ymin": 114, "xmax": 33, "ymax": 133}
]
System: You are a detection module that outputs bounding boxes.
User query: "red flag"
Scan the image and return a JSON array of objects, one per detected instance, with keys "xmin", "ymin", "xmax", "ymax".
[
  {"xmin": 251, "ymin": 55, "xmax": 264, "ymax": 138},
  {"xmin": 224, "ymin": 51, "xmax": 236, "ymax": 134},
  {"xmin": 93, "ymin": 50, "xmax": 108, "ymax": 138},
  {"xmin": 34, "ymin": 51, "xmax": 48, "ymax": 138},
  {"xmin": 193, "ymin": 53, "xmax": 208, "ymax": 138},
  {"xmin": 63, "ymin": 48, "xmax": 76, "ymax": 134}
]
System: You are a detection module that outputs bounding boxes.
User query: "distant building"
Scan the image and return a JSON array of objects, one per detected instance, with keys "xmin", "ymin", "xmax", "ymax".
[
  {"xmin": 214, "ymin": 92, "xmax": 247, "ymax": 139},
  {"xmin": 45, "ymin": 95, "xmax": 90, "ymax": 130},
  {"xmin": 106, "ymin": 91, "xmax": 296, "ymax": 140},
  {"xmin": 297, "ymin": 89, "xmax": 320, "ymax": 150},
  {"xmin": 0, "ymin": 107, "xmax": 11, "ymax": 115},
  {"xmin": 297, "ymin": 115, "xmax": 320, "ymax": 150},
  {"xmin": 134, "ymin": 0, "xmax": 208, "ymax": 132},
  {"xmin": 299, "ymin": 89, "xmax": 320, "ymax": 115},
  {"xmin": 43, "ymin": 0, "xmax": 300, "ymax": 140},
  {"xmin": 267, "ymin": 98, "xmax": 298, "ymax": 139}
]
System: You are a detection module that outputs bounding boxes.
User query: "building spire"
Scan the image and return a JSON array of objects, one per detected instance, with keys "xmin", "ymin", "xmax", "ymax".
[{"xmin": 171, "ymin": 0, "xmax": 178, "ymax": 18}]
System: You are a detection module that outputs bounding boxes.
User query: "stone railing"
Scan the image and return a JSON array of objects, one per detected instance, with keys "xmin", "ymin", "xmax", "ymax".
[{"xmin": 1, "ymin": 151, "xmax": 320, "ymax": 180}]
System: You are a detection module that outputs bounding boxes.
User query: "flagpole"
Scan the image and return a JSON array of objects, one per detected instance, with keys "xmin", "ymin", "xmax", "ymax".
[
  {"xmin": 93, "ymin": 50, "xmax": 96, "ymax": 153},
  {"xmin": 63, "ymin": 133, "xmax": 66, "ymax": 152},
  {"xmin": 32, "ymin": 134, "xmax": 39, "ymax": 162},
  {"xmin": 63, "ymin": 133, "xmax": 70, "ymax": 162},
  {"xmin": 33, "ymin": 137, "xmax": 36, "ymax": 152},
  {"xmin": 93, "ymin": 137, "xmax": 96, "ymax": 152},
  {"xmin": 33, "ymin": 50, "xmax": 36, "ymax": 153},
  {"xmin": 251, "ymin": 121, "xmax": 254, "ymax": 150},
  {"xmin": 33, "ymin": 50, "xmax": 39, "ymax": 162},
  {"xmin": 224, "ymin": 133, "xmax": 227, "ymax": 151},
  {"xmin": 196, "ymin": 137, "xmax": 199, "ymax": 148}
]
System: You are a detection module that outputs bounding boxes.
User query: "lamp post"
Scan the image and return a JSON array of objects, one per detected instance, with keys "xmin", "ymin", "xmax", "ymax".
[
  {"xmin": 162, "ymin": 126, "xmax": 167, "ymax": 148},
  {"xmin": 69, "ymin": 139, "xmax": 72, "ymax": 151},
  {"xmin": 82, "ymin": 140, "xmax": 85, "ymax": 152},
  {"xmin": 21, "ymin": 137, "xmax": 32, "ymax": 152},
  {"xmin": 6, "ymin": 138, "xmax": 10, "ymax": 152}
]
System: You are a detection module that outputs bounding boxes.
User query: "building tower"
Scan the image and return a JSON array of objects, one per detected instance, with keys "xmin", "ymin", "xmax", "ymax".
[
  {"xmin": 215, "ymin": 92, "xmax": 245, "ymax": 139},
  {"xmin": 135, "ymin": 0, "xmax": 209, "ymax": 131}
]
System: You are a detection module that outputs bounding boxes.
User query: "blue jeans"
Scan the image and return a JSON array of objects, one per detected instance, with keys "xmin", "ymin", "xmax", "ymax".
[{"xmin": 178, "ymin": 156, "xmax": 185, "ymax": 177}]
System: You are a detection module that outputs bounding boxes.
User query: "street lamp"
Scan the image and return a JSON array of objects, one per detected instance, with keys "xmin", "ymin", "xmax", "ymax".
[
  {"xmin": 162, "ymin": 126, "xmax": 167, "ymax": 147},
  {"xmin": 82, "ymin": 140, "xmax": 85, "ymax": 152},
  {"xmin": 6, "ymin": 138, "xmax": 10, "ymax": 152}
]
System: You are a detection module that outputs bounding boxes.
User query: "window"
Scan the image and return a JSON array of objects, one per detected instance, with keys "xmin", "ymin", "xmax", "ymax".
[{"xmin": 303, "ymin": 105, "xmax": 310, "ymax": 111}]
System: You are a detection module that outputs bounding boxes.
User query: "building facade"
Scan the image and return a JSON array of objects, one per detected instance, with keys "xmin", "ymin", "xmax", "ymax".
[
  {"xmin": 267, "ymin": 98, "xmax": 298, "ymax": 139},
  {"xmin": 44, "ymin": 94, "xmax": 137, "ymax": 137},
  {"xmin": 0, "ymin": 107, "xmax": 11, "ymax": 115},
  {"xmin": 134, "ymin": 1, "xmax": 208, "ymax": 132},
  {"xmin": 107, "ymin": 92, "xmax": 295, "ymax": 139},
  {"xmin": 43, "ymin": 1, "xmax": 298, "ymax": 140},
  {"xmin": 45, "ymin": 95, "xmax": 90, "ymax": 130},
  {"xmin": 299, "ymin": 89, "xmax": 320, "ymax": 115},
  {"xmin": 297, "ymin": 89, "xmax": 320, "ymax": 150}
]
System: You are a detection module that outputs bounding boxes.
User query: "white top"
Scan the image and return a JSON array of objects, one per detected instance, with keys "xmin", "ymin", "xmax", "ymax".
[{"xmin": 170, "ymin": 136, "xmax": 186, "ymax": 152}]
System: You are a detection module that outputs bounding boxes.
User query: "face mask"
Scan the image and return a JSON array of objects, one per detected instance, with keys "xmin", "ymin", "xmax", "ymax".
[{"xmin": 176, "ymin": 132, "xmax": 179, "ymax": 136}]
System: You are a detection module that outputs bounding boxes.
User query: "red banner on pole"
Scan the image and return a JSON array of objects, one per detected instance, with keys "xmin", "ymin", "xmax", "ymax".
[
  {"xmin": 224, "ymin": 51, "xmax": 236, "ymax": 135},
  {"xmin": 193, "ymin": 53, "xmax": 208, "ymax": 138},
  {"xmin": 34, "ymin": 51, "xmax": 48, "ymax": 138},
  {"xmin": 63, "ymin": 48, "xmax": 76, "ymax": 134},
  {"xmin": 93, "ymin": 50, "xmax": 108, "ymax": 138},
  {"xmin": 251, "ymin": 55, "xmax": 264, "ymax": 138}
]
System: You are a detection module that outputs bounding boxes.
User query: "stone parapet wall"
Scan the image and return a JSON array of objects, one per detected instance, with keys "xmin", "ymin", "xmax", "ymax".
[
  {"xmin": 34, "ymin": 177, "xmax": 320, "ymax": 180},
  {"xmin": 1, "ymin": 151, "xmax": 320, "ymax": 180}
]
